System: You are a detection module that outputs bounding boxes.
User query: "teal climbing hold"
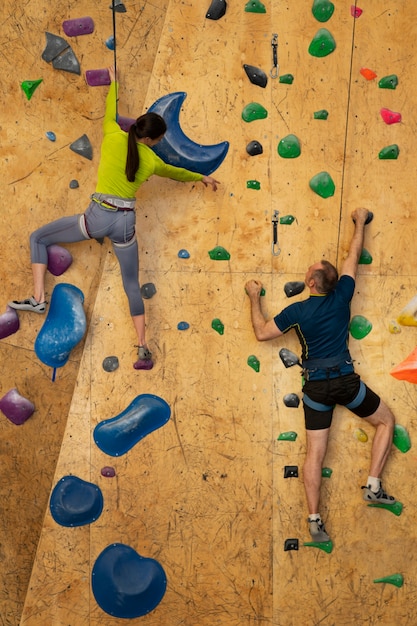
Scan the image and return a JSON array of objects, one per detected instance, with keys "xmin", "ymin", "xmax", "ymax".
[
  {"xmin": 359, "ymin": 248, "xmax": 372, "ymax": 264},
  {"xmin": 244, "ymin": 0, "xmax": 266, "ymax": 13},
  {"xmin": 247, "ymin": 180, "xmax": 261, "ymax": 190},
  {"xmin": 378, "ymin": 74, "xmax": 398, "ymax": 90},
  {"xmin": 349, "ymin": 315, "xmax": 372, "ymax": 339},
  {"xmin": 309, "ymin": 171, "xmax": 335, "ymax": 198},
  {"xmin": 278, "ymin": 134, "xmax": 301, "ymax": 158},
  {"xmin": 21, "ymin": 79, "xmax": 43, "ymax": 100},
  {"xmin": 308, "ymin": 28, "xmax": 336, "ymax": 57},
  {"xmin": 247, "ymin": 355, "xmax": 260, "ymax": 372},
  {"xmin": 379, "ymin": 144, "xmax": 399, "ymax": 160},
  {"xmin": 242, "ymin": 102, "xmax": 268, "ymax": 122},
  {"xmin": 279, "ymin": 74, "xmax": 294, "ymax": 84},
  {"xmin": 374, "ymin": 574, "xmax": 404, "ymax": 588},
  {"xmin": 312, "ymin": 0, "xmax": 334, "ymax": 22},
  {"xmin": 208, "ymin": 246, "xmax": 230, "ymax": 260},
  {"xmin": 393, "ymin": 424, "xmax": 411, "ymax": 453},
  {"xmin": 211, "ymin": 318, "xmax": 224, "ymax": 335}
]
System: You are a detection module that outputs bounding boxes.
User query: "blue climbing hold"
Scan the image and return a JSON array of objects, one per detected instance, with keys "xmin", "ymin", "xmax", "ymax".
[
  {"xmin": 94, "ymin": 393, "xmax": 171, "ymax": 457},
  {"xmin": 34, "ymin": 283, "xmax": 86, "ymax": 369},
  {"xmin": 49, "ymin": 475, "xmax": 103, "ymax": 527},
  {"xmin": 148, "ymin": 92, "xmax": 229, "ymax": 175},
  {"xmin": 92, "ymin": 543, "xmax": 167, "ymax": 618},
  {"xmin": 178, "ymin": 249, "xmax": 190, "ymax": 258},
  {"xmin": 177, "ymin": 321, "xmax": 190, "ymax": 330}
]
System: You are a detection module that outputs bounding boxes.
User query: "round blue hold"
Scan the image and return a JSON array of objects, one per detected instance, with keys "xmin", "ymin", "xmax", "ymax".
[
  {"xmin": 177, "ymin": 321, "xmax": 190, "ymax": 330},
  {"xmin": 178, "ymin": 249, "xmax": 190, "ymax": 259},
  {"xmin": 49, "ymin": 475, "xmax": 103, "ymax": 527},
  {"xmin": 46, "ymin": 131, "xmax": 56, "ymax": 142},
  {"xmin": 105, "ymin": 35, "xmax": 115, "ymax": 50}
]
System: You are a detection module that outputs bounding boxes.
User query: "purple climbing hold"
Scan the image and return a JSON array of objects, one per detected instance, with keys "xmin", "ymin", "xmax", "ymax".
[
  {"xmin": 101, "ymin": 466, "xmax": 116, "ymax": 477},
  {"xmin": 62, "ymin": 16, "xmax": 95, "ymax": 37},
  {"xmin": 85, "ymin": 68, "xmax": 111, "ymax": 87},
  {"xmin": 0, "ymin": 306, "xmax": 20, "ymax": 339},
  {"xmin": 47, "ymin": 245, "xmax": 73, "ymax": 276},
  {"xmin": 0, "ymin": 388, "xmax": 35, "ymax": 425}
]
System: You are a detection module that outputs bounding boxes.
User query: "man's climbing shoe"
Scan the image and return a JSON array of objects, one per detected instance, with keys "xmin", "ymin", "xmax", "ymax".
[
  {"xmin": 308, "ymin": 518, "xmax": 330, "ymax": 542},
  {"xmin": 8, "ymin": 297, "xmax": 46, "ymax": 314},
  {"xmin": 362, "ymin": 485, "xmax": 396, "ymax": 504},
  {"xmin": 133, "ymin": 345, "xmax": 154, "ymax": 370}
]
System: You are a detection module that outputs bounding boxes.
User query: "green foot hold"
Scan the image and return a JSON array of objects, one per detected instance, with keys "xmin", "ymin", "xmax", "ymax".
[
  {"xmin": 378, "ymin": 74, "xmax": 398, "ymax": 90},
  {"xmin": 242, "ymin": 102, "xmax": 268, "ymax": 122},
  {"xmin": 304, "ymin": 540, "xmax": 333, "ymax": 553},
  {"xmin": 278, "ymin": 134, "xmax": 301, "ymax": 158},
  {"xmin": 393, "ymin": 424, "xmax": 411, "ymax": 453},
  {"xmin": 309, "ymin": 171, "xmax": 335, "ymax": 198},
  {"xmin": 312, "ymin": 0, "xmax": 335, "ymax": 23},
  {"xmin": 374, "ymin": 573, "xmax": 404, "ymax": 588},
  {"xmin": 279, "ymin": 74, "xmax": 294, "ymax": 84},
  {"xmin": 278, "ymin": 431, "xmax": 298, "ymax": 441},
  {"xmin": 247, "ymin": 355, "xmax": 260, "ymax": 372},
  {"xmin": 379, "ymin": 144, "xmax": 399, "ymax": 159},
  {"xmin": 208, "ymin": 246, "xmax": 230, "ymax": 260},
  {"xmin": 322, "ymin": 467, "xmax": 332, "ymax": 478},
  {"xmin": 244, "ymin": 0, "xmax": 266, "ymax": 13},
  {"xmin": 367, "ymin": 501, "xmax": 403, "ymax": 516},
  {"xmin": 247, "ymin": 180, "xmax": 261, "ymax": 190},
  {"xmin": 349, "ymin": 315, "xmax": 372, "ymax": 339},
  {"xmin": 280, "ymin": 215, "xmax": 296, "ymax": 225},
  {"xmin": 308, "ymin": 28, "xmax": 336, "ymax": 57},
  {"xmin": 314, "ymin": 109, "xmax": 329, "ymax": 120},
  {"xmin": 211, "ymin": 318, "xmax": 224, "ymax": 335},
  {"xmin": 21, "ymin": 79, "xmax": 43, "ymax": 100},
  {"xmin": 359, "ymin": 248, "xmax": 372, "ymax": 264}
]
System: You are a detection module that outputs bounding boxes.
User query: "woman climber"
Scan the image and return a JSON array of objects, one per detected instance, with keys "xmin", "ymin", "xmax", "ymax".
[{"xmin": 9, "ymin": 66, "xmax": 219, "ymax": 370}]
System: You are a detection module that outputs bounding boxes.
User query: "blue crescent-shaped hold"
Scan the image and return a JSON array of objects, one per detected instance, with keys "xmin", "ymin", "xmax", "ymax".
[
  {"xmin": 148, "ymin": 92, "xmax": 229, "ymax": 176},
  {"xmin": 94, "ymin": 393, "xmax": 171, "ymax": 456}
]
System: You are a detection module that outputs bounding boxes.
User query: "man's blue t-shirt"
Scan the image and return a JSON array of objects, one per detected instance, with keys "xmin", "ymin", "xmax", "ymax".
[{"xmin": 274, "ymin": 275, "xmax": 355, "ymax": 362}]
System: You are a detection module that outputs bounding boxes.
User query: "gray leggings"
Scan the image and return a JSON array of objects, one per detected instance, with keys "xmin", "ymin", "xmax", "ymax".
[{"xmin": 30, "ymin": 200, "xmax": 144, "ymax": 316}]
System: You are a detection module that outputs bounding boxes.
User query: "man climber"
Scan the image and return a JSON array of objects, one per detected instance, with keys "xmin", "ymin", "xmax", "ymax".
[{"xmin": 245, "ymin": 208, "xmax": 396, "ymax": 542}]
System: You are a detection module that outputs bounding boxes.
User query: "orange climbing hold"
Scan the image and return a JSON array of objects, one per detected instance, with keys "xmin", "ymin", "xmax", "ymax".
[
  {"xmin": 390, "ymin": 346, "xmax": 417, "ymax": 384},
  {"xmin": 360, "ymin": 67, "xmax": 377, "ymax": 80}
]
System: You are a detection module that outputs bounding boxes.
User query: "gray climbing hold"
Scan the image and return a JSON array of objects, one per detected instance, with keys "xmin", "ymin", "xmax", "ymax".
[
  {"xmin": 284, "ymin": 281, "xmax": 305, "ymax": 297},
  {"xmin": 284, "ymin": 466, "xmax": 298, "ymax": 478},
  {"xmin": 42, "ymin": 32, "xmax": 81, "ymax": 75},
  {"xmin": 246, "ymin": 140, "xmax": 263, "ymax": 156},
  {"xmin": 69, "ymin": 179, "xmax": 79, "ymax": 189},
  {"xmin": 42, "ymin": 32, "xmax": 68, "ymax": 62},
  {"xmin": 206, "ymin": 0, "xmax": 227, "ymax": 19},
  {"xmin": 70, "ymin": 135, "xmax": 93, "ymax": 160},
  {"xmin": 141, "ymin": 283, "xmax": 157, "ymax": 299},
  {"xmin": 283, "ymin": 393, "xmax": 300, "ymax": 408},
  {"xmin": 243, "ymin": 64, "xmax": 268, "ymax": 88},
  {"xmin": 102, "ymin": 356, "xmax": 119, "ymax": 372}
]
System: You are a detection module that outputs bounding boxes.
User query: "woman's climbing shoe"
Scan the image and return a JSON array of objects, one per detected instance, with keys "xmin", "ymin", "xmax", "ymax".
[
  {"xmin": 308, "ymin": 518, "xmax": 330, "ymax": 542},
  {"xmin": 8, "ymin": 297, "xmax": 47, "ymax": 314},
  {"xmin": 133, "ymin": 345, "xmax": 154, "ymax": 370},
  {"xmin": 362, "ymin": 485, "xmax": 396, "ymax": 504}
]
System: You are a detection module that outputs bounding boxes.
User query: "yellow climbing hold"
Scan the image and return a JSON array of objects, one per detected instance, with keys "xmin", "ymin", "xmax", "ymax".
[
  {"xmin": 354, "ymin": 428, "xmax": 368, "ymax": 443},
  {"xmin": 397, "ymin": 294, "xmax": 417, "ymax": 326}
]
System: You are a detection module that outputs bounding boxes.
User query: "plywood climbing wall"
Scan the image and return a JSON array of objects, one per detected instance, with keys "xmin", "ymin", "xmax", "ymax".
[{"xmin": 1, "ymin": 0, "xmax": 417, "ymax": 624}]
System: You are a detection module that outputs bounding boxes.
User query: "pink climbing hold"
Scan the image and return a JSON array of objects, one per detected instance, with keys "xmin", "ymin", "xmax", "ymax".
[
  {"xmin": 47, "ymin": 245, "xmax": 73, "ymax": 276},
  {"xmin": 351, "ymin": 5, "xmax": 362, "ymax": 18},
  {"xmin": 0, "ymin": 306, "xmax": 20, "ymax": 339},
  {"xmin": 0, "ymin": 388, "xmax": 35, "ymax": 425},
  {"xmin": 380, "ymin": 108, "xmax": 402, "ymax": 125}
]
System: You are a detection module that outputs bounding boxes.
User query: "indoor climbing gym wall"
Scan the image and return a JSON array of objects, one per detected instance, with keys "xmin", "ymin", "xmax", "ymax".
[{"xmin": 1, "ymin": 0, "xmax": 417, "ymax": 625}]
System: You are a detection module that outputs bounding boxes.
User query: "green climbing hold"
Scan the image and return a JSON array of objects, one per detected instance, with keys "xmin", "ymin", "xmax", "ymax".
[
  {"xmin": 278, "ymin": 431, "xmax": 298, "ymax": 441},
  {"xmin": 211, "ymin": 318, "xmax": 224, "ymax": 335},
  {"xmin": 393, "ymin": 424, "xmax": 411, "ymax": 453},
  {"xmin": 278, "ymin": 134, "xmax": 301, "ymax": 158},
  {"xmin": 244, "ymin": 0, "xmax": 266, "ymax": 13},
  {"xmin": 304, "ymin": 540, "xmax": 333, "ymax": 553},
  {"xmin": 279, "ymin": 74, "xmax": 294, "ymax": 84},
  {"xmin": 308, "ymin": 28, "xmax": 336, "ymax": 57},
  {"xmin": 349, "ymin": 315, "xmax": 372, "ymax": 339},
  {"xmin": 359, "ymin": 248, "xmax": 372, "ymax": 265},
  {"xmin": 280, "ymin": 215, "xmax": 296, "ymax": 225},
  {"xmin": 379, "ymin": 144, "xmax": 399, "ymax": 160},
  {"xmin": 247, "ymin": 355, "xmax": 260, "ymax": 372},
  {"xmin": 374, "ymin": 573, "xmax": 404, "ymax": 588},
  {"xmin": 242, "ymin": 102, "xmax": 268, "ymax": 122},
  {"xmin": 378, "ymin": 74, "xmax": 398, "ymax": 90},
  {"xmin": 312, "ymin": 0, "xmax": 335, "ymax": 23},
  {"xmin": 309, "ymin": 172, "xmax": 335, "ymax": 198},
  {"xmin": 247, "ymin": 180, "xmax": 261, "ymax": 190},
  {"xmin": 322, "ymin": 467, "xmax": 332, "ymax": 478},
  {"xmin": 208, "ymin": 246, "xmax": 230, "ymax": 260},
  {"xmin": 367, "ymin": 500, "xmax": 403, "ymax": 516},
  {"xmin": 314, "ymin": 109, "xmax": 329, "ymax": 120},
  {"xmin": 21, "ymin": 79, "xmax": 43, "ymax": 100}
]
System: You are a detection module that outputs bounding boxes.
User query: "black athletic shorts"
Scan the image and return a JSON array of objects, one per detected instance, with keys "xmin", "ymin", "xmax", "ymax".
[{"xmin": 302, "ymin": 373, "xmax": 381, "ymax": 430}]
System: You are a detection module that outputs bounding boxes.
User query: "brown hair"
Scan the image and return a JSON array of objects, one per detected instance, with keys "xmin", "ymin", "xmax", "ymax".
[
  {"xmin": 125, "ymin": 113, "xmax": 167, "ymax": 182},
  {"xmin": 312, "ymin": 261, "xmax": 339, "ymax": 294}
]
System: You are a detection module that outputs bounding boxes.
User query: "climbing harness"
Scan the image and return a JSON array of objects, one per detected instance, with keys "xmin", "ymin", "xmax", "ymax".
[
  {"xmin": 272, "ymin": 210, "xmax": 281, "ymax": 256},
  {"xmin": 270, "ymin": 33, "xmax": 279, "ymax": 78}
]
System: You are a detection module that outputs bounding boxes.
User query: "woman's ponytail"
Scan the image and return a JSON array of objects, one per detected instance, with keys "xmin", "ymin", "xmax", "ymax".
[{"xmin": 125, "ymin": 113, "xmax": 167, "ymax": 183}]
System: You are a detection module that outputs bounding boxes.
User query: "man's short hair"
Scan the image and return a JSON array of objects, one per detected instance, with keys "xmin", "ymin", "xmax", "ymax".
[{"xmin": 312, "ymin": 261, "xmax": 338, "ymax": 293}]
